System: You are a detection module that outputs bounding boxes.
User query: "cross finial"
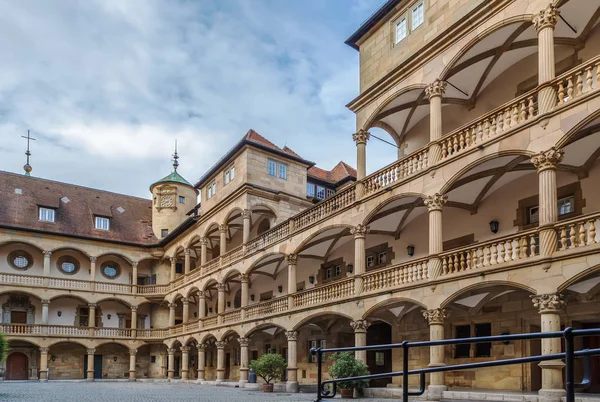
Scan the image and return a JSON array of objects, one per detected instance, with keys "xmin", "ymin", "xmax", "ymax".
[
  {"xmin": 172, "ymin": 139, "xmax": 179, "ymax": 171},
  {"xmin": 21, "ymin": 130, "xmax": 36, "ymax": 176}
]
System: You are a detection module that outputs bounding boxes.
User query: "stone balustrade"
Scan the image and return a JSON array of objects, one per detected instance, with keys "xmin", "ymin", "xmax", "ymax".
[
  {"xmin": 245, "ymin": 222, "xmax": 291, "ymax": 255},
  {"xmin": 555, "ymin": 211, "xmax": 600, "ymax": 251},
  {"xmin": 221, "ymin": 309, "xmax": 241, "ymax": 324},
  {"xmin": 95, "ymin": 282, "xmax": 132, "ymax": 294},
  {"xmin": 293, "ymin": 278, "xmax": 354, "ymax": 308},
  {"xmin": 245, "ymin": 297, "xmax": 288, "ymax": 320},
  {"xmin": 554, "ymin": 56, "xmax": 600, "ymax": 106},
  {"xmin": 362, "ymin": 257, "xmax": 429, "ymax": 293},
  {"xmin": 0, "ymin": 273, "xmax": 44, "ymax": 286},
  {"xmin": 292, "ymin": 185, "xmax": 356, "ymax": 230},
  {"xmin": 48, "ymin": 277, "xmax": 91, "ymax": 290},
  {"xmin": 221, "ymin": 245, "xmax": 243, "ymax": 266},
  {"xmin": 363, "ymin": 148, "xmax": 429, "ymax": 196}
]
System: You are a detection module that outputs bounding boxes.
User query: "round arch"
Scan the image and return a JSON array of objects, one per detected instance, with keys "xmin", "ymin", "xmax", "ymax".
[
  {"xmin": 292, "ymin": 311, "xmax": 355, "ymax": 331},
  {"xmin": 8, "ymin": 338, "xmax": 41, "ymax": 348},
  {"xmin": 49, "ymin": 293, "xmax": 91, "ymax": 305},
  {"xmin": 0, "ymin": 240, "xmax": 45, "ymax": 254},
  {"xmin": 222, "ymin": 207, "xmax": 244, "ymax": 226},
  {"xmin": 48, "ymin": 339, "xmax": 90, "ymax": 349},
  {"xmin": 95, "ymin": 340, "xmax": 132, "ymax": 350},
  {"xmin": 0, "ymin": 289, "xmax": 44, "ymax": 302},
  {"xmin": 292, "ymin": 224, "xmax": 355, "ymax": 255},
  {"xmin": 202, "ymin": 222, "xmax": 221, "ymax": 239},
  {"xmin": 185, "ymin": 286, "xmax": 201, "ymax": 299},
  {"xmin": 202, "ymin": 278, "xmax": 219, "ymax": 292},
  {"xmin": 95, "ymin": 252, "xmax": 133, "ymax": 266},
  {"xmin": 362, "ymin": 84, "xmax": 428, "ymax": 131},
  {"xmin": 220, "ymin": 329, "xmax": 241, "ymax": 342},
  {"xmin": 556, "ymin": 108, "xmax": 600, "ymax": 149},
  {"xmin": 183, "ymin": 336, "xmax": 197, "ymax": 346},
  {"xmin": 198, "ymin": 332, "xmax": 218, "ymax": 344},
  {"xmin": 363, "ymin": 192, "xmax": 427, "ymax": 224},
  {"xmin": 244, "ymin": 323, "xmax": 289, "ymax": 338},
  {"xmin": 362, "ymin": 297, "xmax": 427, "ymax": 320},
  {"xmin": 95, "ymin": 297, "xmax": 132, "ymax": 308},
  {"xmin": 440, "ymin": 280, "xmax": 537, "ymax": 308},
  {"xmin": 186, "ymin": 234, "xmax": 202, "ymax": 249},
  {"xmin": 558, "ymin": 263, "xmax": 600, "ymax": 293}
]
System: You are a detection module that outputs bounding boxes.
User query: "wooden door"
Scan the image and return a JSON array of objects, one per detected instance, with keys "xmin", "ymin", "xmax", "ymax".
[
  {"xmin": 11, "ymin": 311, "xmax": 27, "ymax": 324},
  {"xmin": 583, "ymin": 323, "xmax": 600, "ymax": 393},
  {"xmin": 7, "ymin": 353, "xmax": 28, "ymax": 380},
  {"xmin": 225, "ymin": 353, "xmax": 231, "ymax": 379},
  {"xmin": 367, "ymin": 322, "xmax": 392, "ymax": 388}
]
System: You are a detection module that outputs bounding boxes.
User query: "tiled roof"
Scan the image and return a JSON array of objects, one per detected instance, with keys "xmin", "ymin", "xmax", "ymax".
[
  {"xmin": 0, "ymin": 171, "xmax": 157, "ymax": 245},
  {"xmin": 308, "ymin": 161, "xmax": 357, "ymax": 185},
  {"xmin": 245, "ymin": 130, "xmax": 304, "ymax": 159},
  {"xmin": 150, "ymin": 170, "xmax": 193, "ymax": 190}
]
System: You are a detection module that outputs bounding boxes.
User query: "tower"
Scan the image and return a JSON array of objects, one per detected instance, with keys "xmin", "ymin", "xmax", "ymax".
[{"xmin": 150, "ymin": 143, "xmax": 198, "ymax": 239}]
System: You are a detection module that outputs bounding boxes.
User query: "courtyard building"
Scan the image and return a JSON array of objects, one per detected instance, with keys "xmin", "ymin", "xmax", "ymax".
[{"xmin": 1, "ymin": 1, "xmax": 600, "ymax": 401}]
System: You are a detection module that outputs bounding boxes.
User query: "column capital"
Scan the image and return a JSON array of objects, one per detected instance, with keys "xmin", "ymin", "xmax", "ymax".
[
  {"xmin": 238, "ymin": 337, "xmax": 250, "ymax": 347},
  {"xmin": 88, "ymin": 303, "xmax": 97, "ymax": 309},
  {"xmin": 424, "ymin": 193, "xmax": 447, "ymax": 211},
  {"xmin": 182, "ymin": 297, "xmax": 190, "ymax": 305},
  {"xmin": 425, "ymin": 79, "xmax": 447, "ymax": 99},
  {"xmin": 532, "ymin": 4, "xmax": 559, "ymax": 32},
  {"xmin": 531, "ymin": 293, "xmax": 566, "ymax": 314},
  {"xmin": 41, "ymin": 299, "xmax": 50, "ymax": 305},
  {"xmin": 215, "ymin": 341, "xmax": 227, "ymax": 349},
  {"xmin": 199, "ymin": 237, "xmax": 209, "ymax": 246},
  {"xmin": 86, "ymin": 348, "xmax": 96, "ymax": 355},
  {"xmin": 240, "ymin": 274, "xmax": 249, "ymax": 284},
  {"xmin": 287, "ymin": 254, "xmax": 298, "ymax": 265},
  {"xmin": 350, "ymin": 224, "xmax": 370, "ymax": 239},
  {"xmin": 242, "ymin": 209, "xmax": 252, "ymax": 219},
  {"xmin": 90, "ymin": 256, "xmax": 97, "ymax": 263},
  {"xmin": 40, "ymin": 347, "xmax": 50, "ymax": 354},
  {"xmin": 167, "ymin": 348, "xmax": 176, "ymax": 355},
  {"xmin": 170, "ymin": 256, "xmax": 177, "ymax": 264},
  {"xmin": 180, "ymin": 346, "xmax": 190, "ymax": 353},
  {"xmin": 43, "ymin": 251, "xmax": 52, "ymax": 257},
  {"xmin": 129, "ymin": 349, "xmax": 138, "ymax": 356},
  {"xmin": 217, "ymin": 283, "xmax": 226, "ymax": 292},
  {"xmin": 285, "ymin": 331, "xmax": 299, "ymax": 341},
  {"xmin": 197, "ymin": 290, "xmax": 205, "ymax": 298},
  {"xmin": 350, "ymin": 320, "xmax": 370, "ymax": 333},
  {"xmin": 422, "ymin": 308, "xmax": 448, "ymax": 325},
  {"xmin": 168, "ymin": 302, "xmax": 176, "ymax": 309},
  {"xmin": 130, "ymin": 306, "xmax": 138, "ymax": 312},
  {"xmin": 531, "ymin": 147, "xmax": 564, "ymax": 173},
  {"xmin": 352, "ymin": 129, "xmax": 371, "ymax": 145},
  {"xmin": 219, "ymin": 224, "xmax": 228, "ymax": 233},
  {"xmin": 197, "ymin": 343, "xmax": 206, "ymax": 351},
  {"xmin": 184, "ymin": 248, "xmax": 191, "ymax": 256}
]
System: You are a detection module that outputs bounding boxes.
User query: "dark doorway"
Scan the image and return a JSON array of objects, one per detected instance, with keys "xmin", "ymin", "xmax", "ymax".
[
  {"xmin": 225, "ymin": 353, "xmax": 231, "ymax": 379},
  {"xmin": 367, "ymin": 321, "xmax": 392, "ymax": 388},
  {"xmin": 530, "ymin": 324, "xmax": 542, "ymax": 391},
  {"xmin": 175, "ymin": 356, "xmax": 180, "ymax": 377},
  {"xmin": 11, "ymin": 311, "xmax": 27, "ymax": 324},
  {"xmin": 84, "ymin": 354, "xmax": 103, "ymax": 379},
  {"xmin": 583, "ymin": 323, "xmax": 600, "ymax": 393},
  {"xmin": 7, "ymin": 353, "xmax": 28, "ymax": 380}
]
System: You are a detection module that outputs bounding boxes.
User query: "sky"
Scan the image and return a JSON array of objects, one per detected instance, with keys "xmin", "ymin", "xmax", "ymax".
[{"xmin": 0, "ymin": 0, "xmax": 394, "ymax": 198}]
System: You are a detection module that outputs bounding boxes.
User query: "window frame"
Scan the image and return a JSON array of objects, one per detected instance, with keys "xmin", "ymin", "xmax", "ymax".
[
  {"xmin": 307, "ymin": 182, "xmax": 316, "ymax": 198},
  {"xmin": 161, "ymin": 229, "xmax": 169, "ymax": 238},
  {"xmin": 411, "ymin": 1, "xmax": 425, "ymax": 30},
  {"xmin": 100, "ymin": 261, "xmax": 121, "ymax": 280},
  {"xmin": 224, "ymin": 165, "xmax": 235, "ymax": 185},
  {"xmin": 267, "ymin": 160, "xmax": 277, "ymax": 177},
  {"xmin": 394, "ymin": 14, "xmax": 408, "ymax": 44},
  {"xmin": 316, "ymin": 186, "xmax": 326, "ymax": 200},
  {"xmin": 94, "ymin": 216, "xmax": 110, "ymax": 231},
  {"xmin": 57, "ymin": 255, "xmax": 80, "ymax": 275},
  {"xmin": 278, "ymin": 163, "xmax": 287, "ymax": 180},
  {"xmin": 178, "ymin": 195, "xmax": 185, "ymax": 204},
  {"xmin": 38, "ymin": 207, "xmax": 56, "ymax": 223},
  {"xmin": 8, "ymin": 250, "xmax": 33, "ymax": 271},
  {"xmin": 207, "ymin": 181, "xmax": 217, "ymax": 200}
]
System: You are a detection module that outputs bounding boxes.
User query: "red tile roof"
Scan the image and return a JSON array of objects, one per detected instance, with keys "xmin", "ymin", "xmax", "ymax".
[
  {"xmin": 245, "ymin": 129, "xmax": 304, "ymax": 159},
  {"xmin": 308, "ymin": 161, "xmax": 357, "ymax": 185},
  {"xmin": 0, "ymin": 171, "xmax": 157, "ymax": 245}
]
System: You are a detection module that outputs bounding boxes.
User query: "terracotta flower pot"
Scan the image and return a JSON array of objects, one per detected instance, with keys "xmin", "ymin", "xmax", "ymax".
[
  {"xmin": 340, "ymin": 388, "xmax": 354, "ymax": 398},
  {"xmin": 263, "ymin": 383, "xmax": 274, "ymax": 392}
]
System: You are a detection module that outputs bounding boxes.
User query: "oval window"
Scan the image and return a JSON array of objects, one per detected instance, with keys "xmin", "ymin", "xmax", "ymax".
[
  {"xmin": 57, "ymin": 256, "xmax": 80, "ymax": 275},
  {"xmin": 8, "ymin": 250, "xmax": 33, "ymax": 270},
  {"xmin": 62, "ymin": 262, "xmax": 76, "ymax": 273},
  {"xmin": 101, "ymin": 262, "xmax": 120, "ymax": 279},
  {"xmin": 14, "ymin": 255, "xmax": 29, "ymax": 268}
]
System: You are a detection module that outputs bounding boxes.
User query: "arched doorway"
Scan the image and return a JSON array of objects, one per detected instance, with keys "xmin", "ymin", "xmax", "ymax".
[{"xmin": 7, "ymin": 352, "xmax": 28, "ymax": 380}]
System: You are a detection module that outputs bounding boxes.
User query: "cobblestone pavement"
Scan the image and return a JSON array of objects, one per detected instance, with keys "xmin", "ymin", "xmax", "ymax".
[{"xmin": 0, "ymin": 381, "xmax": 393, "ymax": 401}]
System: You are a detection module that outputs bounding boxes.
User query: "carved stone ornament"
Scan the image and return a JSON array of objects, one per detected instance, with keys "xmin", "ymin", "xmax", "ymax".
[
  {"xmin": 425, "ymin": 79, "xmax": 447, "ymax": 99},
  {"xmin": 532, "ymin": 5, "xmax": 559, "ymax": 32},
  {"xmin": 87, "ymin": 348, "xmax": 96, "ymax": 355},
  {"xmin": 156, "ymin": 185, "xmax": 178, "ymax": 211},
  {"xmin": 287, "ymin": 254, "xmax": 298, "ymax": 265},
  {"xmin": 197, "ymin": 290, "xmax": 205, "ymax": 298},
  {"xmin": 41, "ymin": 300, "xmax": 50, "ymax": 305},
  {"xmin": 43, "ymin": 251, "xmax": 52, "ymax": 258},
  {"xmin": 531, "ymin": 293, "xmax": 566, "ymax": 314},
  {"xmin": 90, "ymin": 256, "xmax": 97, "ymax": 263},
  {"xmin": 197, "ymin": 343, "xmax": 206, "ymax": 351},
  {"xmin": 39, "ymin": 347, "xmax": 50, "ymax": 354},
  {"xmin": 219, "ymin": 224, "xmax": 228, "ymax": 233},
  {"xmin": 238, "ymin": 337, "xmax": 249, "ymax": 347},
  {"xmin": 350, "ymin": 224, "xmax": 370, "ymax": 239},
  {"xmin": 168, "ymin": 303, "xmax": 176, "ymax": 309},
  {"xmin": 199, "ymin": 237, "xmax": 209, "ymax": 246},
  {"xmin": 182, "ymin": 298, "xmax": 189, "ymax": 305},
  {"xmin": 286, "ymin": 331, "xmax": 299, "ymax": 341},
  {"xmin": 217, "ymin": 283, "xmax": 226, "ymax": 291},
  {"xmin": 129, "ymin": 349, "xmax": 138, "ymax": 356},
  {"xmin": 531, "ymin": 147, "xmax": 564, "ymax": 173},
  {"xmin": 350, "ymin": 320, "xmax": 370, "ymax": 333},
  {"xmin": 240, "ymin": 274, "xmax": 249, "ymax": 283},
  {"xmin": 130, "ymin": 306, "xmax": 138, "ymax": 312},
  {"xmin": 170, "ymin": 257, "xmax": 178, "ymax": 264},
  {"xmin": 180, "ymin": 346, "xmax": 190, "ymax": 353},
  {"xmin": 215, "ymin": 341, "xmax": 227, "ymax": 349},
  {"xmin": 167, "ymin": 348, "xmax": 176, "ymax": 354},
  {"xmin": 184, "ymin": 248, "xmax": 191, "ymax": 256},
  {"xmin": 423, "ymin": 193, "xmax": 447, "ymax": 211},
  {"xmin": 352, "ymin": 129, "xmax": 371, "ymax": 145},
  {"xmin": 242, "ymin": 209, "xmax": 252, "ymax": 219},
  {"xmin": 422, "ymin": 308, "xmax": 448, "ymax": 325}
]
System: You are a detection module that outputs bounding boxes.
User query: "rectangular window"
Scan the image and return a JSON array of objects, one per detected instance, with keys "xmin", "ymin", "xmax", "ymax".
[
  {"xmin": 278, "ymin": 163, "xmax": 287, "ymax": 180},
  {"xmin": 378, "ymin": 252, "xmax": 387, "ymax": 265},
  {"xmin": 178, "ymin": 196, "xmax": 185, "ymax": 204},
  {"xmin": 207, "ymin": 182, "xmax": 216, "ymax": 199},
  {"xmin": 395, "ymin": 16, "xmax": 407, "ymax": 44},
  {"xmin": 366, "ymin": 255, "xmax": 375, "ymax": 268},
  {"xmin": 326, "ymin": 189, "xmax": 335, "ymax": 198},
  {"xmin": 455, "ymin": 325, "xmax": 471, "ymax": 358},
  {"xmin": 175, "ymin": 263, "xmax": 183, "ymax": 274},
  {"xmin": 268, "ymin": 160, "xmax": 277, "ymax": 176},
  {"xmin": 475, "ymin": 323, "xmax": 492, "ymax": 357},
  {"xmin": 310, "ymin": 340, "xmax": 318, "ymax": 363},
  {"xmin": 558, "ymin": 195, "xmax": 575, "ymax": 216},
  {"xmin": 224, "ymin": 165, "xmax": 235, "ymax": 185},
  {"xmin": 39, "ymin": 207, "xmax": 55, "ymax": 222},
  {"xmin": 320, "ymin": 340, "xmax": 326, "ymax": 349},
  {"xmin": 95, "ymin": 216, "xmax": 110, "ymax": 230},
  {"xmin": 316, "ymin": 186, "xmax": 326, "ymax": 200},
  {"xmin": 527, "ymin": 205, "xmax": 539, "ymax": 224},
  {"xmin": 375, "ymin": 352, "xmax": 385, "ymax": 366},
  {"xmin": 326, "ymin": 268, "xmax": 332, "ymax": 279},
  {"xmin": 335, "ymin": 265, "xmax": 342, "ymax": 276},
  {"xmin": 412, "ymin": 2, "xmax": 424, "ymax": 29},
  {"xmin": 161, "ymin": 229, "xmax": 168, "ymax": 238},
  {"xmin": 307, "ymin": 183, "xmax": 315, "ymax": 197}
]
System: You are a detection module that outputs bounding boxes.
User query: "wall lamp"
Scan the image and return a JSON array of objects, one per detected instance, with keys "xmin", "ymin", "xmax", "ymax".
[
  {"xmin": 501, "ymin": 331, "xmax": 510, "ymax": 345},
  {"xmin": 308, "ymin": 276, "xmax": 315, "ymax": 284},
  {"xmin": 113, "ymin": 356, "xmax": 118, "ymax": 362},
  {"xmin": 489, "ymin": 220, "xmax": 499, "ymax": 234},
  {"xmin": 57, "ymin": 311, "xmax": 62, "ymax": 317},
  {"xmin": 227, "ymin": 301, "xmax": 231, "ymax": 308},
  {"xmin": 347, "ymin": 264, "xmax": 354, "ymax": 273},
  {"xmin": 250, "ymin": 295, "xmax": 255, "ymax": 302},
  {"xmin": 107, "ymin": 314, "xmax": 112, "ymax": 320},
  {"xmin": 208, "ymin": 307, "xmax": 213, "ymax": 313},
  {"xmin": 407, "ymin": 245, "xmax": 415, "ymax": 257},
  {"xmin": 278, "ymin": 285, "xmax": 283, "ymax": 293},
  {"xmin": 51, "ymin": 355, "xmax": 56, "ymax": 362}
]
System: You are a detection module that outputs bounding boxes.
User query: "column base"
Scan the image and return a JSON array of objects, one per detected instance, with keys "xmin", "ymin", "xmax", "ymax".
[
  {"xmin": 239, "ymin": 380, "xmax": 249, "ymax": 387},
  {"xmin": 427, "ymin": 384, "xmax": 447, "ymax": 401},
  {"xmin": 286, "ymin": 381, "xmax": 299, "ymax": 393},
  {"xmin": 538, "ymin": 388, "xmax": 566, "ymax": 402}
]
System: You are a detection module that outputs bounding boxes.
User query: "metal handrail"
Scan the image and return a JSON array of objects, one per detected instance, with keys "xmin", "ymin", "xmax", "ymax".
[{"xmin": 311, "ymin": 327, "xmax": 600, "ymax": 402}]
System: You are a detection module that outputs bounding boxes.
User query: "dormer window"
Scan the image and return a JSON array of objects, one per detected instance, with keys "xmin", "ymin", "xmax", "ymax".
[
  {"xmin": 95, "ymin": 216, "xmax": 110, "ymax": 230},
  {"xmin": 39, "ymin": 207, "xmax": 55, "ymax": 222},
  {"xmin": 224, "ymin": 165, "xmax": 235, "ymax": 185}
]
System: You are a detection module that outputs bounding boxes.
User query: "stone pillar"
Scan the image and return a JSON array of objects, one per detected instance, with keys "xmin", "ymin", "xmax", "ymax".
[
  {"xmin": 286, "ymin": 331, "xmax": 299, "ymax": 392},
  {"xmin": 43, "ymin": 251, "xmax": 51, "ymax": 286},
  {"xmin": 160, "ymin": 352, "xmax": 167, "ymax": 378},
  {"xmin": 217, "ymin": 283, "xmax": 226, "ymax": 314},
  {"xmin": 240, "ymin": 275, "xmax": 249, "ymax": 320},
  {"xmin": 41, "ymin": 300, "xmax": 49, "ymax": 325},
  {"xmin": 352, "ymin": 130, "xmax": 370, "ymax": 198},
  {"xmin": 287, "ymin": 254, "xmax": 297, "ymax": 309},
  {"xmin": 242, "ymin": 209, "xmax": 252, "ymax": 244},
  {"xmin": 351, "ymin": 224, "xmax": 369, "ymax": 295},
  {"xmin": 239, "ymin": 337, "xmax": 249, "ymax": 385},
  {"xmin": 39, "ymin": 347, "xmax": 49, "ymax": 381},
  {"xmin": 89, "ymin": 256, "xmax": 97, "ymax": 290},
  {"xmin": 131, "ymin": 262, "xmax": 138, "ymax": 294},
  {"xmin": 182, "ymin": 298, "xmax": 190, "ymax": 323},
  {"xmin": 181, "ymin": 346, "xmax": 190, "ymax": 380},
  {"xmin": 200, "ymin": 238, "xmax": 208, "ymax": 265},
  {"xmin": 129, "ymin": 349, "xmax": 137, "ymax": 381},
  {"xmin": 170, "ymin": 257, "xmax": 178, "ymax": 283},
  {"xmin": 216, "ymin": 341, "xmax": 227, "ymax": 382},
  {"xmin": 425, "ymin": 79, "xmax": 447, "ymax": 164},
  {"xmin": 198, "ymin": 291, "xmax": 206, "ymax": 322},
  {"xmin": 351, "ymin": 320, "xmax": 369, "ymax": 363},
  {"xmin": 167, "ymin": 348, "xmax": 176, "ymax": 379},
  {"xmin": 424, "ymin": 194, "xmax": 447, "ymax": 279},
  {"xmin": 184, "ymin": 248, "xmax": 191, "ymax": 275},
  {"xmin": 532, "ymin": 293, "xmax": 566, "ymax": 402},
  {"xmin": 130, "ymin": 306, "xmax": 137, "ymax": 338},
  {"xmin": 197, "ymin": 344, "xmax": 206, "ymax": 381},
  {"xmin": 168, "ymin": 303, "xmax": 176, "ymax": 327},
  {"xmin": 423, "ymin": 308, "xmax": 448, "ymax": 400},
  {"xmin": 532, "ymin": 148, "xmax": 564, "ymax": 256},
  {"xmin": 533, "ymin": 5, "xmax": 559, "ymax": 114},
  {"xmin": 219, "ymin": 224, "xmax": 228, "ymax": 256},
  {"xmin": 88, "ymin": 303, "xmax": 96, "ymax": 337},
  {"xmin": 86, "ymin": 348, "xmax": 96, "ymax": 381}
]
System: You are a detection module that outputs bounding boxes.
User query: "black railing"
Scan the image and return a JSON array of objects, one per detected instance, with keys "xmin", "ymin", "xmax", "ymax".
[{"xmin": 311, "ymin": 327, "xmax": 600, "ymax": 402}]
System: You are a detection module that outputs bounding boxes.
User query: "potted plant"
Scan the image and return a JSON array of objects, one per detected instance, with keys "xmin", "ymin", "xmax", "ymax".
[
  {"xmin": 328, "ymin": 352, "xmax": 370, "ymax": 398},
  {"xmin": 249, "ymin": 353, "xmax": 287, "ymax": 392}
]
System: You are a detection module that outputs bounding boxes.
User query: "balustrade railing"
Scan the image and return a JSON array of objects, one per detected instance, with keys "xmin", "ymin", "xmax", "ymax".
[
  {"xmin": 202, "ymin": 315, "xmax": 218, "ymax": 328},
  {"xmin": 0, "ymin": 323, "xmax": 42, "ymax": 335},
  {"xmin": 246, "ymin": 223, "xmax": 290, "ymax": 254},
  {"xmin": 137, "ymin": 328, "xmax": 170, "ymax": 338},
  {"xmin": 293, "ymin": 278, "xmax": 355, "ymax": 308},
  {"xmin": 363, "ymin": 148, "xmax": 428, "ymax": 196},
  {"xmin": 554, "ymin": 56, "xmax": 600, "ymax": 106},
  {"xmin": 555, "ymin": 212, "xmax": 600, "ymax": 251},
  {"xmin": 245, "ymin": 298, "xmax": 288, "ymax": 319},
  {"xmin": 440, "ymin": 229, "xmax": 540, "ymax": 275},
  {"xmin": 184, "ymin": 320, "xmax": 200, "ymax": 333},
  {"xmin": 0, "ymin": 273, "xmax": 44, "ymax": 286},
  {"xmin": 221, "ymin": 309, "xmax": 242, "ymax": 324},
  {"xmin": 47, "ymin": 325, "xmax": 89, "ymax": 337},
  {"xmin": 221, "ymin": 245, "xmax": 244, "ymax": 266},
  {"xmin": 293, "ymin": 185, "xmax": 357, "ymax": 230},
  {"xmin": 95, "ymin": 327, "xmax": 132, "ymax": 338},
  {"xmin": 94, "ymin": 282, "xmax": 132, "ymax": 294},
  {"xmin": 137, "ymin": 283, "xmax": 171, "ymax": 295},
  {"xmin": 201, "ymin": 258, "xmax": 220, "ymax": 275},
  {"xmin": 171, "ymin": 324, "xmax": 184, "ymax": 335},
  {"xmin": 362, "ymin": 258, "xmax": 429, "ymax": 293},
  {"xmin": 48, "ymin": 277, "xmax": 91, "ymax": 290}
]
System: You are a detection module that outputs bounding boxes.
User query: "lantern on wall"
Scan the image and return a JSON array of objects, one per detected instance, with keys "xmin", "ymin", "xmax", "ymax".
[
  {"xmin": 278, "ymin": 285, "xmax": 283, "ymax": 293},
  {"xmin": 407, "ymin": 245, "xmax": 415, "ymax": 257},
  {"xmin": 347, "ymin": 264, "xmax": 354, "ymax": 273},
  {"xmin": 308, "ymin": 276, "xmax": 315, "ymax": 284},
  {"xmin": 489, "ymin": 220, "xmax": 499, "ymax": 234}
]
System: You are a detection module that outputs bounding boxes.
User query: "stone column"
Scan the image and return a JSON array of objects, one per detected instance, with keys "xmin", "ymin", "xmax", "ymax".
[
  {"xmin": 351, "ymin": 320, "xmax": 369, "ymax": 363},
  {"xmin": 200, "ymin": 238, "xmax": 208, "ymax": 265},
  {"xmin": 43, "ymin": 251, "xmax": 52, "ymax": 286},
  {"xmin": 423, "ymin": 308, "xmax": 448, "ymax": 400},
  {"xmin": 242, "ymin": 209, "xmax": 252, "ymax": 244},
  {"xmin": 184, "ymin": 248, "xmax": 191, "ymax": 275},
  {"xmin": 219, "ymin": 224, "xmax": 228, "ymax": 256},
  {"xmin": 167, "ymin": 348, "xmax": 176, "ymax": 379},
  {"xmin": 198, "ymin": 291, "xmax": 206, "ymax": 324},
  {"xmin": 41, "ymin": 300, "xmax": 49, "ymax": 325},
  {"xmin": 287, "ymin": 254, "xmax": 297, "ymax": 309},
  {"xmin": 181, "ymin": 346, "xmax": 190, "ymax": 380},
  {"xmin": 197, "ymin": 343, "xmax": 206, "ymax": 381},
  {"xmin": 286, "ymin": 331, "xmax": 299, "ymax": 392},
  {"xmin": 532, "ymin": 293, "xmax": 566, "ymax": 402},
  {"xmin": 39, "ymin": 347, "xmax": 49, "ymax": 381},
  {"xmin": 131, "ymin": 262, "xmax": 138, "ymax": 294},
  {"xmin": 239, "ymin": 337, "xmax": 249, "ymax": 385},
  {"xmin": 216, "ymin": 341, "xmax": 227, "ymax": 382},
  {"xmin": 240, "ymin": 274, "xmax": 249, "ymax": 320},
  {"xmin": 89, "ymin": 256, "xmax": 97, "ymax": 290},
  {"xmin": 532, "ymin": 148, "xmax": 564, "ymax": 256},
  {"xmin": 168, "ymin": 303, "xmax": 176, "ymax": 327},
  {"xmin": 160, "ymin": 352, "xmax": 167, "ymax": 378},
  {"xmin": 182, "ymin": 298, "xmax": 190, "ymax": 323},
  {"xmin": 217, "ymin": 283, "xmax": 226, "ymax": 314},
  {"xmin": 424, "ymin": 194, "xmax": 447, "ymax": 279},
  {"xmin": 170, "ymin": 257, "xmax": 177, "ymax": 282},
  {"xmin": 533, "ymin": 5, "xmax": 559, "ymax": 114},
  {"xmin": 88, "ymin": 303, "xmax": 96, "ymax": 337},
  {"xmin": 351, "ymin": 224, "xmax": 369, "ymax": 295},
  {"xmin": 86, "ymin": 348, "xmax": 96, "ymax": 381},
  {"xmin": 129, "ymin": 349, "xmax": 137, "ymax": 381},
  {"xmin": 353, "ymin": 130, "xmax": 370, "ymax": 198},
  {"xmin": 425, "ymin": 79, "xmax": 447, "ymax": 164}
]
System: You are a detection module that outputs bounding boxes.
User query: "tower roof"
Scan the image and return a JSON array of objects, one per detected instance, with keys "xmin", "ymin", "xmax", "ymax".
[{"xmin": 150, "ymin": 170, "xmax": 193, "ymax": 190}]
